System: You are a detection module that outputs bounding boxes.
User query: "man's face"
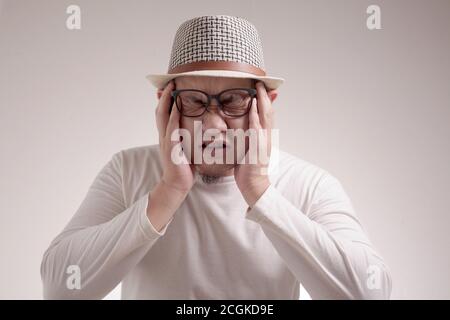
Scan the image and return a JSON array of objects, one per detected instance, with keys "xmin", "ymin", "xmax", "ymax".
[{"xmin": 174, "ymin": 75, "xmax": 254, "ymax": 177}]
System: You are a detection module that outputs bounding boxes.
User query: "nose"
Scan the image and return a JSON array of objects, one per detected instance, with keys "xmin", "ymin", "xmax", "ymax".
[{"xmin": 202, "ymin": 104, "xmax": 228, "ymax": 132}]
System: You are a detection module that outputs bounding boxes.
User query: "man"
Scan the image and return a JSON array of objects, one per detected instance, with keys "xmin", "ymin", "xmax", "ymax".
[{"xmin": 41, "ymin": 15, "xmax": 392, "ymax": 299}]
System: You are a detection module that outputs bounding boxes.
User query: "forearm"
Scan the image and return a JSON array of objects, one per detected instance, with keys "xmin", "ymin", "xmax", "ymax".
[
  {"xmin": 246, "ymin": 184, "xmax": 392, "ymax": 299},
  {"xmin": 41, "ymin": 193, "xmax": 167, "ymax": 299}
]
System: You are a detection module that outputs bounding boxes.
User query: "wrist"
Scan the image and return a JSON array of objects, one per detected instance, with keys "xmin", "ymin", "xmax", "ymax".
[
  {"xmin": 160, "ymin": 179, "xmax": 190, "ymax": 199},
  {"xmin": 239, "ymin": 177, "xmax": 270, "ymax": 208},
  {"xmin": 146, "ymin": 180, "xmax": 189, "ymax": 232},
  {"xmin": 155, "ymin": 180, "xmax": 189, "ymax": 211}
]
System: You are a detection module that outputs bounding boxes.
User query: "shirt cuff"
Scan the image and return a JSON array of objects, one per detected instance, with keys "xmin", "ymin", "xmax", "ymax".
[
  {"xmin": 245, "ymin": 184, "xmax": 278, "ymax": 224},
  {"xmin": 138, "ymin": 192, "xmax": 174, "ymax": 240}
]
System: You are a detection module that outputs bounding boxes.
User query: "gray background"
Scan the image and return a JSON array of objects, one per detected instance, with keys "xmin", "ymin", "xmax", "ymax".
[{"xmin": 0, "ymin": 0, "xmax": 449, "ymax": 299}]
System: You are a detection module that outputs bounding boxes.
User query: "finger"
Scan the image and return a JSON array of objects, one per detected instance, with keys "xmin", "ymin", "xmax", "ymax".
[
  {"xmin": 255, "ymin": 81, "xmax": 272, "ymax": 129},
  {"xmin": 156, "ymin": 80, "xmax": 175, "ymax": 137},
  {"xmin": 249, "ymin": 97, "xmax": 261, "ymax": 130},
  {"xmin": 156, "ymin": 80, "xmax": 174, "ymax": 134},
  {"xmin": 165, "ymin": 98, "xmax": 181, "ymax": 142}
]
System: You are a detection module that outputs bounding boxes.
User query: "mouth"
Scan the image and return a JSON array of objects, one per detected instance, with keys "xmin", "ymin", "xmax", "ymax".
[{"xmin": 202, "ymin": 141, "xmax": 228, "ymax": 150}]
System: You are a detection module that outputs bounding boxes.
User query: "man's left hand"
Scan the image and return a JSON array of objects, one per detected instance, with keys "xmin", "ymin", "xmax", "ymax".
[{"xmin": 234, "ymin": 81, "xmax": 277, "ymax": 207}]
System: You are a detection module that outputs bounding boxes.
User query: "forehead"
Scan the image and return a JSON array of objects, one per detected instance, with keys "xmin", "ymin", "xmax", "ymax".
[{"xmin": 174, "ymin": 76, "xmax": 253, "ymax": 93}]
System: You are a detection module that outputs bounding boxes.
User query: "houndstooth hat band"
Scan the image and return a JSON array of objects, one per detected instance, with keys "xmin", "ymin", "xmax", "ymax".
[{"xmin": 146, "ymin": 15, "xmax": 284, "ymax": 90}]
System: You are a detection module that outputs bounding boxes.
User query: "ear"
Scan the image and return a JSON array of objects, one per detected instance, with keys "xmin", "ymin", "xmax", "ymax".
[{"xmin": 267, "ymin": 89, "xmax": 278, "ymax": 104}]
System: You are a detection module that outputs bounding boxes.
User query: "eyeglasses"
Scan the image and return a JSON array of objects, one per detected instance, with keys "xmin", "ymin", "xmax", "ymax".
[{"xmin": 171, "ymin": 88, "xmax": 257, "ymax": 118}]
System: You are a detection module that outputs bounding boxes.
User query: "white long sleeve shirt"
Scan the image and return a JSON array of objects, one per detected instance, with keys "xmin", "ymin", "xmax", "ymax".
[{"xmin": 41, "ymin": 144, "xmax": 392, "ymax": 299}]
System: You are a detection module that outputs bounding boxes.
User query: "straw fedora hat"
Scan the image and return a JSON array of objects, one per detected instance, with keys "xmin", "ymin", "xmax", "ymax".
[{"xmin": 146, "ymin": 15, "xmax": 284, "ymax": 90}]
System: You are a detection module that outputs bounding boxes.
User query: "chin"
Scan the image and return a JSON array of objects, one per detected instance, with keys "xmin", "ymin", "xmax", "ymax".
[{"xmin": 195, "ymin": 163, "xmax": 236, "ymax": 177}]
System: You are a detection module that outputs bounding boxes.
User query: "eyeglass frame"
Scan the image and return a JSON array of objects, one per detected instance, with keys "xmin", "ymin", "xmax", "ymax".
[{"xmin": 170, "ymin": 87, "xmax": 257, "ymax": 118}]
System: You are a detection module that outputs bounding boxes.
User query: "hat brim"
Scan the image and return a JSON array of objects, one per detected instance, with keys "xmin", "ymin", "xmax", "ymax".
[{"xmin": 146, "ymin": 70, "xmax": 284, "ymax": 90}]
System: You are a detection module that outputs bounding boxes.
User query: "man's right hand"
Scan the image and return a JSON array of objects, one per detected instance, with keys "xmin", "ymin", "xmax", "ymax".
[
  {"xmin": 147, "ymin": 80, "xmax": 195, "ymax": 232},
  {"xmin": 156, "ymin": 80, "xmax": 195, "ymax": 193}
]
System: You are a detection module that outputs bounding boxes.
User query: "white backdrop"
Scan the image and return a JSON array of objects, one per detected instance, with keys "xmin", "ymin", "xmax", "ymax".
[{"xmin": 0, "ymin": 0, "xmax": 449, "ymax": 299}]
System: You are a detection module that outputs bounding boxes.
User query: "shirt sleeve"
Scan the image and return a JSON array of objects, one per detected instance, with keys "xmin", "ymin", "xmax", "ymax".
[
  {"xmin": 40, "ymin": 151, "xmax": 174, "ymax": 299},
  {"xmin": 245, "ymin": 172, "xmax": 392, "ymax": 300}
]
